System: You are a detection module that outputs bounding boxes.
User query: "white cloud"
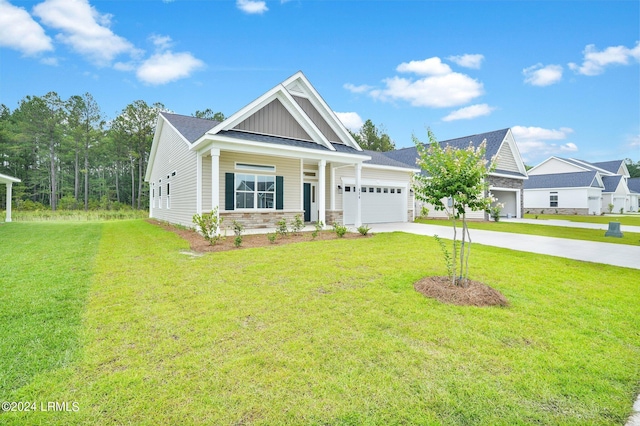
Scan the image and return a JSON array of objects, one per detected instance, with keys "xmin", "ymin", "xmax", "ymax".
[
  {"xmin": 33, "ymin": 0, "xmax": 138, "ymax": 66},
  {"xmin": 343, "ymin": 83, "xmax": 373, "ymax": 94},
  {"xmin": 335, "ymin": 112, "xmax": 364, "ymax": 132},
  {"xmin": 627, "ymin": 134, "xmax": 640, "ymax": 148},
  {"xmin": 40, "ymin": 56, "xmax": 59, "ymax": 66},
  {"xmin": 442, "ymin": 104, "xmax": 495, "ymax": 122},
  {"xmin": 396, "ymin": 57, "xmax": 451, "ymax": 75},
  {"xmin": 236, "ymin": 0, "xmax": 268, "ymax": 14},
  {"xmin": 136, "ymin": 51, "xmax": 204, "ymax": 85},
  {"xmin": 568, "ymin": 42, "xmax": 640, "ymax": 76},
  {"xmin": 150, "ymin": 34, "xmax": 173, "ymax": 50},
  {"xmin": 0, "ymin": 0, "xmax": 53, "ymax": 55},
  {"xmin": 370, "ymin": 73, "xmax": 484, "ymax": 108},
  {"xmin": 447, "ymin": 54, "xmax": 484, "ymax": 69},
  {"xmin": 523, "ymin": 63, "xmax": 563, "ymax": 86},
  {"xmin": 512, "ymin": 126, "xmax": 578, "ymax": 161}
]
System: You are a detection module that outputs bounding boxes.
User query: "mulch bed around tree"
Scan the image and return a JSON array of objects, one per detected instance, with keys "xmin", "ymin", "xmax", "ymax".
[
  {"xmin": 148, "ymin": 219, "xmax": 366, "ymax": 253},
  {"xmin": 414, "ymin": 276, "xmax": 509, "ymax": 307}
]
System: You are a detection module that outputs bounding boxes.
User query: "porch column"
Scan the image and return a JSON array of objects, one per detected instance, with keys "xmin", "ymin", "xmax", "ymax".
[
  {"xmin": 5, "ymin": 182, "xmax": 12, "ymax": 222},
  {"xmin": 300, "ymin": 159, "xmax": 304, "ymax": 211},
  {"xmin": 196, "ymin": 153, "xmax": 203, "ymax": 214},
  {"xmin": 211, "ymin": 148, "xmax": 220, "ymax": 213},
  {"xmin": 330, "ymin": 165, "xmax": 335, "ymax": 210},
  {"xmin": 318, "ymin": 159, "xmax": 326, "ymax": 227},
  {"xmin": 355, "ymin": 163, "xmax": 362, "ymax": 227}
]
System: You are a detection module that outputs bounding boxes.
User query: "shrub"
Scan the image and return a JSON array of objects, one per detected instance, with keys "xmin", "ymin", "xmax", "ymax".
[
  {"xmin": 291, "ymin": 214, "xmax": 304, "ymax": 234},
  {"xmin": 434, "ymin": 234, "xmax": 453, "ymax": 280},
  {"xmin": 489, "ymin": 203, "xmax": 504, "ymax": 222},
  {"xmin": 312, "ymin": 221, "xmax": 323, "ymax": 239},
  {"xmin": 357, "ymin": 224, "xmax": 371, "ymax": 236},
  {"xmin": 620, "ymin": 207, "xmax": 624, "ymax": 214},
  {"xmin": 420, "ymin": 206, "xmax": 430, "ymax": 218},
  {"xmin": 192, "ymin": 207, "xmax": 224, "ymax": 245},
  {"xmin": 332, "ymin": 222, "xmax": 347, "ymax": 238},
  {"xmin": 608, "ymin": 203, "xmax": 614, "ymax": 214},
  {"xmin": 267, "ymin": 233, "xmax": 277, "ymax": 244},
  {"xmin": 232, "ymin": 220, "xmax": 244, "ymax": 248},
  {"xmin": 276, "ymin": 218, "xmax": 289, "ymax": 237}
]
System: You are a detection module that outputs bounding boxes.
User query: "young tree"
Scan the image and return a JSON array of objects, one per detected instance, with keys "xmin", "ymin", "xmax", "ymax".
[
  {"xmin": 412, "ymin": 129, "xmax": 496, "ymax": 286},
  {"xmin": 193, "ymin": 109, "xmax": 225, "ymax": 122}
]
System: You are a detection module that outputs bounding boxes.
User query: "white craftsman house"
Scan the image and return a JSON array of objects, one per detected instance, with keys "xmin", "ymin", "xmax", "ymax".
[
  {"xmin": 381, "ymin": 128, "xmax": 529, "ymax": 219},
  {"xmin": 145, "ymin": 72, "xmax": 418, "ymax": 229},
  {"xmin": 524, "ymin": 157, "xmax": 637, "ymax": 214}
]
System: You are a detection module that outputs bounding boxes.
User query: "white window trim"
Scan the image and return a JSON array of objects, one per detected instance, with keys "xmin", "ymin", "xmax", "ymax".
[{"xmin": 235, "ymin": 173, "xmax": 276, "ymax": 210}]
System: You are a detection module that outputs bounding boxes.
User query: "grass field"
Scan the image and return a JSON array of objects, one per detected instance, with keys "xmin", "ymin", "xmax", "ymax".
[
  {"xmin": 0, "ymin": 209, "xmax": 148, "ymax": 222},
  {"xmin": 1, "ymin": 220, "xmax": 639, "ymax": 425},
  {"xmin": 523, "ymin": 213, "xmax": 640, "ymax": 227},
  {"xmin": 415, "ymin": 218, "xmax": 640, "ymax": 246}
]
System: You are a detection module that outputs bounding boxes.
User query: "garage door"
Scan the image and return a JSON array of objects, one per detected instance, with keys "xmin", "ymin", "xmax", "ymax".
[
  {"xmin": 343, "ymin": 184, "xmax": 407, "ymax": 225},
  {"xmin": 491, "ymin": 190, "xmax": 517, "ymax": 217}
]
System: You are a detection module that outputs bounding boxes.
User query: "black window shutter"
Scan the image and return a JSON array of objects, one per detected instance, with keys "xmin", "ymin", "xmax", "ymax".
[
  {"xmin": 225, "ymin": 173, "xmax": 234, "ymax": 211},
  {"xmin": 276, "ymin": 176, "xmax": 284, "ymax": 210}
]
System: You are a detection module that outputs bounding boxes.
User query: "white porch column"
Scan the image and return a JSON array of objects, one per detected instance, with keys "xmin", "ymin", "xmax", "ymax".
[
  {"xmin": 211, "ymin": 148, "xmax": 220, "ymax": 213},
  {"xmin": 355, "ymin": 163, "xmax": 362, "ymax": 227},
  {"xmin": 6, "ymin": 182, "xmax": 12, "ymax": 222},
  {"xmin": 330, "ymin": 165, "xmax": 335, "ymax": 210},
  {"xmin": 196, "ymin": 153, "xmax": 203, "ymax": 214},
  {"xmin": 318, "ymin": 159, "xmax": 326, "ymax": 227},
  {"xmin": 300, "ymin": 159, "xmax": 304, "ymax": 211}
]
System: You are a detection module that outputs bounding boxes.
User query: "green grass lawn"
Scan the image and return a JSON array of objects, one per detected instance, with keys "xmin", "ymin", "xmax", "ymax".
[
  {"xmin": 415, "ymin": 218, "xmax": 640, "ymax": 246},
  {"xmin": 1, "ymin": 220, "xmax": 639, "ymax": 425},
  {"xmin": 523, "ymin": 213, "xmax": 640, "ymax": 227}
]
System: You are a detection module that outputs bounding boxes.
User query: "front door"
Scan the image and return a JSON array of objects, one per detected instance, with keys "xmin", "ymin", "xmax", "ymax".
[{"xmin": 303, "ymin": 182, "xmax": 318, "ymax": 222}]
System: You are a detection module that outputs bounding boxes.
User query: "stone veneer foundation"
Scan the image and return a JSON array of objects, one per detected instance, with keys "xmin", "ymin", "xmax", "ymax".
[{"xmin": 220, "ymin": 210, "xmax": 304, "ymax": 229}]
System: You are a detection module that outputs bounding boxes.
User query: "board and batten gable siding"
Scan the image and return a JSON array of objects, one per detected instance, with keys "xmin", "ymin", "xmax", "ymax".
[
  {"xmin": 292, "ymin": 96, "xmax": 342, "ymax": 143},
  {"xmin": 331, "ymin": 165, "xmax": 414, "ymax": 212},
  {"xmin": 495, "ymin": 141, "xmax": 520, "ymax": 173},
  {"xmin": 233, "ymin": 99, "xmax": 312, "ymax": 141},
  {"xmin": 528, "ymin": 159, "xmax": 584, "ymax": 176},
  {"xmin": 149, "ymin": 121, "xmax": 198, "ymax": 227},
  {"xmin": 218, "ymin": 152, "xmax": 302, "ymax": 211}
]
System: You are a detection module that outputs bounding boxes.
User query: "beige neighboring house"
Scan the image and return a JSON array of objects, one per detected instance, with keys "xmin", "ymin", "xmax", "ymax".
[
  {"xmin": 145, "ymin": 72, "xmax": 418, "ymax": 229},
  {"xmin": 0, "ymin": 173, "xmax": 20, "ymax": 222}
]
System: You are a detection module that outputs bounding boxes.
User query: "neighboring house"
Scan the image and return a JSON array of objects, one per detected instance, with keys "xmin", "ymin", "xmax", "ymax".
[
  {"xmin": 0, "ymin": 172, "xmax": 20, "ymax": 222},
  {"xmin": 380, "ymin": 128, "xmax": 529, "ymax": 219},
  {"xmin": 627, "ymin": 177, "xmax": 640, "ymax": 212},
  {"xmin": 524, "ymin": 157, "xmax": 636, "ymax": 214},
  {"xmin": 145, "ymin": 72, "xmax": 418, "ymax": 229}
]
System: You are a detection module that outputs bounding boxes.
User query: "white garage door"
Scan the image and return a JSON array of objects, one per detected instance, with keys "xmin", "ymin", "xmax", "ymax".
[
  {"xmin": 491, "ymin": 190, "xmax": 517, "ymax": 217},
  {"xmin": 343, "ymin": 184, "xmax": 407, "ymax": 225}
]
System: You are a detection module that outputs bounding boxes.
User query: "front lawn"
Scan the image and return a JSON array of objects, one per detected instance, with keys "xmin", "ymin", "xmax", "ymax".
[
  {"xmin": 415, "ymin": 217, "xmax": 640, "ymax": 246},
  {"xmin": 2, "ymin": 220, "xmax": 639, "ymax": 425},
  {"xmin": 523, "ymin": 213, "xmax": 640, "ymax": 227}
]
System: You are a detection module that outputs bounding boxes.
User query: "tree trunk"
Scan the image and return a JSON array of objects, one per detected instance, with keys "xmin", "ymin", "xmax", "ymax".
[
  {"xmin": 49, "ymin": 137, "xmax": 57, "ymax": 211},
  {"xmin": 137, "ymin": 151, "xmax": 143, "ymax": 210},
  {"xmin": 460, "ymin": 214, "xmax": 467, "ymax": 287},
  {"xmin": 451, "ymin": 218, "xmax": 457, "ymax": 286},
  {"xmin": 84, "ymin": 145, "xmax": 89, "ymax": 211},
  {"xmin": 74, "ymin": 148, "xmax": 79, "ymax": 201},
  {"xmin": 115, "ymin": 162, "xmax": 120, "ymax": 203},
  {"xmin": 130, "ymin": 157, "xmax": 135, "ymax": 208}
]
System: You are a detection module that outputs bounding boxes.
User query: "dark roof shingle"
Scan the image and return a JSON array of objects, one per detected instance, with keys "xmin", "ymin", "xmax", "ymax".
[
  {"xmin": 524, "ymin": 171, "xmax": 599, "ymax": 189},
  {"xmin": 162, "ymin": 112, "xmax": 219, "ymax": 144}
]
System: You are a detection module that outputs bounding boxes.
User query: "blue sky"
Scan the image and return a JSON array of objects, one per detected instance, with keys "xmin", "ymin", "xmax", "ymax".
[{"xmin": 1, "ymin": 0, "xmax": 638, "ymax": 165}]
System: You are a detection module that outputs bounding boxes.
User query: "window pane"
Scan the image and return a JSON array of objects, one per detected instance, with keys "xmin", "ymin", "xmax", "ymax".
[
  {"xmin": 236, "ymin": 174, "xmax": 255, "ymax": 191},
  {"xmin": 369, "ymin": 187, "xmax": 374, "ymax": 193},
  {"xmin": 397, "ymin": 188, "xmax": 402, "ymax": 194},
  {"xmin": 258, "ymin": 175, "xmax": 275, "ymax": 192},
  {"xmin": 258, "ymin": 192, "xmax": 274, "ymax": 208},
  {"xmin": 236, "ymin": 192, "xmax": 254, "ymax": 209}
]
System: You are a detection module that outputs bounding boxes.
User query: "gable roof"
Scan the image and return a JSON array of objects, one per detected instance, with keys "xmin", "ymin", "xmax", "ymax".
[
  {"xmin": 382, "ymin": 128, "xmax": 527, "ymax": 178},
  {"xmin": 362, "ymin": 150, "xmax": 421, "ymax": 170},
  {"xmin": 161, "ymin": 112, "xmax": 219, "ymax": 144},
  {"xmin": 602, "ymin": 175, "xmax": 623, "ymax": 193},
  {"xmin": 591, "ymin": 160, "xmax": 626, "ymax": 175},
  {"xmin": 524, "ymin": 171, "xmax": 602, "ymax": 189},
  {"xmin": 193, "ymin": 71, "xmax": 361, "ymax": 152},
  {"xmin": 628, "ymin": 177, "xmax": 640, "ymax": 194}
]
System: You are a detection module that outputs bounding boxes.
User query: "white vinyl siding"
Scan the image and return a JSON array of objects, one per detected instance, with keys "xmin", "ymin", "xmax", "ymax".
[
  {"xmin": 528, "ymin": 159, "xmax": 587, "ymax": 176},
  {"xmin": 148, "ymin": 122, "xmax": 198, "ymax": 227},
  {"xmin": 495, "ymin": 142, "xmax": 520, "ymax": 173},
  {"xmin": 292, "ymin": 95, "xmax": 342, "ymax": 143}
]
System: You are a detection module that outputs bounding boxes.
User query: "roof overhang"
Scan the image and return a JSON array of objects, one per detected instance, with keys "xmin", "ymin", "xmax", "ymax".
[{"xmin": 0, "ymin": 173, "xmax": 21, "ymax": 184}]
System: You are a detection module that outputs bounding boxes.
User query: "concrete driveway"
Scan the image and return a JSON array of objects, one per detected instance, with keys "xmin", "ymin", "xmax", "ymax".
[{"xmin": 368, "ymin": 222, "xmax": 640, "ymax": 270}]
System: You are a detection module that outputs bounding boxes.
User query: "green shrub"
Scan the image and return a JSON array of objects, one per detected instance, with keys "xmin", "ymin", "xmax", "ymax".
[
  {"xmin": 192, "ymin": 207, "xmax": 224, "ymax": 245},
  {"xmin": 332, "ymin": 222, "xmax": 347, "ymax": 238},
  {"xmin": 291, "ymin": 214, "xmax": 304, "ymax": 234},
  {"xmin": 276, "ymin": 218, "xmax": 289, "ymax": 237},
  {"xmin": 267, "ymin": 233, "xmax": 277, "ymax": 244},
  {"xmin": 234, "ymin": 236, "xmax": 243, "ymax": 248},
  {"xmin": 357, "ymin": 224, "xmax": 371, "ymax": 236},
  {"xmin": 420, "ymin": 206, "xmax": 430, "ymax": 218},
  {"xmin": 232, "ymin": 220, "xmax": 244, "ymax": 248},
  {"xmin": 608, "ymin": 203, "xmax": 614, "ymax": 214},
  {"xmin": 312, "ymin": 221, "xmax": 323, "ymax": 239}
]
